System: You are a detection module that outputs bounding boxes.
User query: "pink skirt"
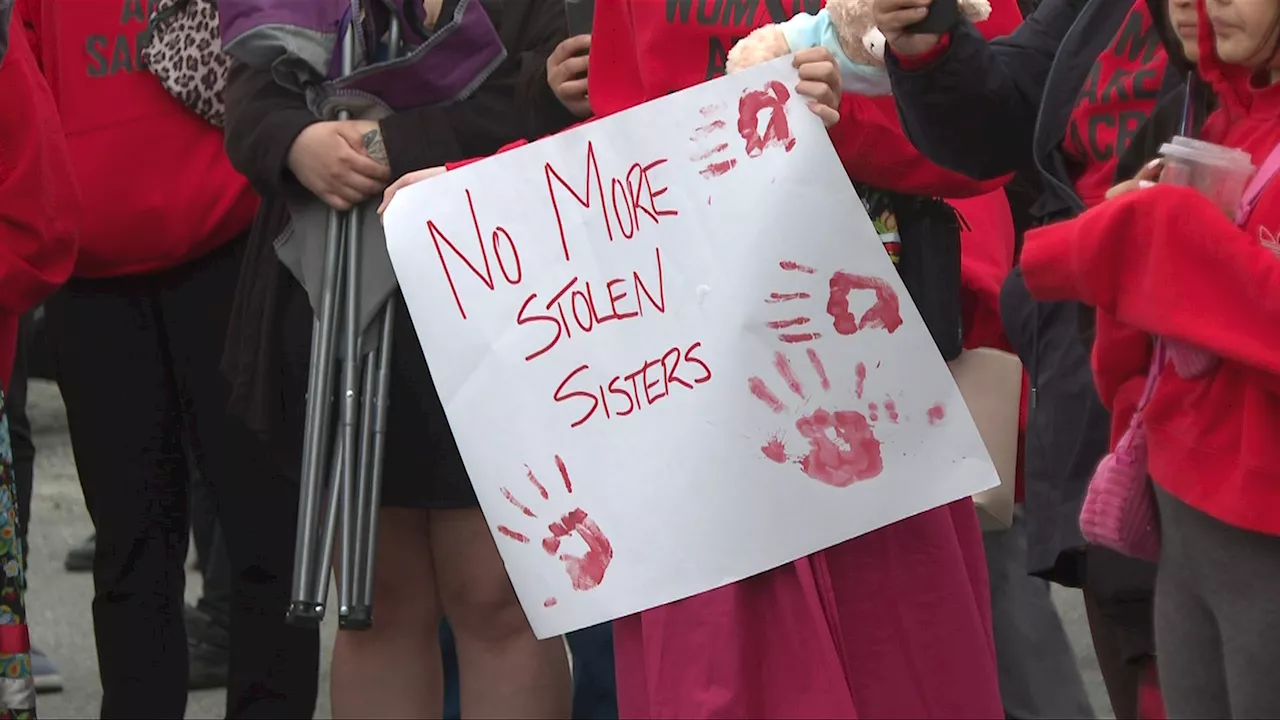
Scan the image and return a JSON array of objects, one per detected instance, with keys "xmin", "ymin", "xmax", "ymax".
[{"xmin": 613, "ymin": 499, "xmax": 1002, "ymax": 719}]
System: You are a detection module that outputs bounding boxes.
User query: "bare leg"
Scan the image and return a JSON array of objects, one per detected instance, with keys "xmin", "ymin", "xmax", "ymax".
[
  {"xmin": 331, "ymin": 508, "xmax": 444, "ymax": 719},
  {"xmin": 430, "ymin": 508, "xmax": 572, "ymax": 719}
]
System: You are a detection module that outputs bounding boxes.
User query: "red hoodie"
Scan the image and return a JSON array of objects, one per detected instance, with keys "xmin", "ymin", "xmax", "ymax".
[
  {"xmin": 0, "ymin": 10, "xmax": 78, "ymax": 389},
  {"xmin": 17, "ymin": 0, "xmax": 257, "ymax": 278},
  {"xmin": 1020, "ymin": 0, "xmax": 1280, "ymax": 536}
]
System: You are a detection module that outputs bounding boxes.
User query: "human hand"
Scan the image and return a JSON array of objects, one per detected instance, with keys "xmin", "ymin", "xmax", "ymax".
[
  {"xmin": 874, "ymin": 0, "xmax": 944, "ymax": 57},
  {"xmin": 1105, "ymin": 158, "xmax": 1164, "ymax": 201},
  {"xmin": 286, "ymin": 120, "xmax": 390, "ymax": 211},
  {"xmin": 547, "ymin": 35, "xmax": 592, "ymax": 118},
  {"xmin": 377, "ymin": 165, "xmax": 447, "ymax": 216},
  {"xmin": 793, "ymin": 47, "xmax": 841, "ymax": 127}
]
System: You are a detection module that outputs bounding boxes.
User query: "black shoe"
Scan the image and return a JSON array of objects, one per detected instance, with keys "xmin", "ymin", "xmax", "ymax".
[
  {"xmin": 63, "ymin": 534, "xmax": 95, "ymax": 573},
  {"xmin": 185, "ymin": 604, "xmax": 229, "ymax": 690}
]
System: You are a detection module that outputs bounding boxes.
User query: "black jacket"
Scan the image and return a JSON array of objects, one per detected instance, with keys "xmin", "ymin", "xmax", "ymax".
[
  {"xmin": 885, "ymin": 0, "xmax": 1183, "ymax": 584},
  {"xmin": 221, "ymin": 0, "xmax": 577, "ymax": 446}
]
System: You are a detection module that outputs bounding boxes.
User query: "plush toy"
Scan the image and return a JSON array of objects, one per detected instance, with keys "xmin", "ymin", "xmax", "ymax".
[{"xmin": 726, "ymin": 0, "xmax": 992, "ymax": 94}]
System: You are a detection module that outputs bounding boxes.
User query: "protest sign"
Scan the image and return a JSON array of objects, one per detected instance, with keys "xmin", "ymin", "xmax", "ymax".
[{"xmin": 383, "ymin": 58, "xmax": 999, "ymax": 639}]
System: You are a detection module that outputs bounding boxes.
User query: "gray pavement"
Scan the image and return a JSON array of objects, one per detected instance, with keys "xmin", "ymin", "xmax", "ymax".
[{"xmin": 20, "ymin": 378, "xmax": 1113, "ymax": 719}]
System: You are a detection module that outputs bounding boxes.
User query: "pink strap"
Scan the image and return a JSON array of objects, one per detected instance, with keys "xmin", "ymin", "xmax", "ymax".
[
  {"xmin": 1237, "ymin": 143, "xmax": 1280, "ymax": 225},
  {"xmin": 1135, "ymin": 341, "xmax": 1168, "ymax": 412}
]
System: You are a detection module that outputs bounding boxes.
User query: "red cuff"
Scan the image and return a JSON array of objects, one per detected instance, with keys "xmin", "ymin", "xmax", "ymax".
[
  {"xmin": 1019, "ymin": 221, "xmax": 1083, "ymax": 302},
  {"xmin": 890, "ymin": 34, "xmax": 951, "ymax": 71}
]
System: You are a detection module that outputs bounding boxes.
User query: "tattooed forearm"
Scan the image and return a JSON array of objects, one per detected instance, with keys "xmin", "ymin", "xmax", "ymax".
[{"xmin": 363, "ymin": 129, "xmax": 389, "ymax": 166}]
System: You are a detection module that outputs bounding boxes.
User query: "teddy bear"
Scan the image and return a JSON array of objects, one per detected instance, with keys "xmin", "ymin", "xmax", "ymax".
[{"xmin": 726, "ymin": 0, "xmax": 992, "ymax": 94}]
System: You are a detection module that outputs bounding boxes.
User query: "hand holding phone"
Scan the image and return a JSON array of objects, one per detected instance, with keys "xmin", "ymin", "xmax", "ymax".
[
  {"xmin": 905, "ymin": 0, "xmax": 959, "ymax": 34},
  {"xmin": 873, "ymin": 0, "xmax": 947, "ymax": 56}
]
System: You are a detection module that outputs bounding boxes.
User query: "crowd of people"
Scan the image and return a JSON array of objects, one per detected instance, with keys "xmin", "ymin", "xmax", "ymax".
[{"xmin": 0, "ymin": 0, "xmax": 1277, "ymax": 717}]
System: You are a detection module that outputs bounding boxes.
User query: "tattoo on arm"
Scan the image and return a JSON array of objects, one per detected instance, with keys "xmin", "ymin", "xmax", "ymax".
[{"xmin": 363, "ymin": 129, "xmax": 389, "ymax": 166}]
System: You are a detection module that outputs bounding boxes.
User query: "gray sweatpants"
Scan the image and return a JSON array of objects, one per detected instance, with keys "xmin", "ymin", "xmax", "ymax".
[
  {"xmin": 1154, "ymin": 486, "xmax": 1280, "ymax": 719},
  {"xmin": 983, "ymin": 511, "xmax": 1093, "ymax": 719}
]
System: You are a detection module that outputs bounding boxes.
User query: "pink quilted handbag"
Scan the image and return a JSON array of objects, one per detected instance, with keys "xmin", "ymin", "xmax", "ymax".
[{"xmin": 1078, "ymin": 343, "xmax": 1166, "ymax": 561}]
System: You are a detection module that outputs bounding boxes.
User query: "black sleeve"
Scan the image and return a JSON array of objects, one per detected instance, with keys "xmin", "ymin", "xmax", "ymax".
[
  {"xmin": 512, "ymin": 0, "xmax": 582, "ymax": 139},
  {"xmin": 886, "ymin": 0, "xmax": 1082, "ymax": 180},
  {"xmin": 378, "ymin": 0, "xmax": 577, "ymax": 180},
  {"xmin": 223, "ymin": 60, "xmax": 317, "ymax": 201}
]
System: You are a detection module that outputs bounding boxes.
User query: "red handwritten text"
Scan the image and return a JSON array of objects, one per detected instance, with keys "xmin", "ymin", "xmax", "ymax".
[
  {"xmin": 429, "ymin": 189, "xmax": 523, "ymax": 320},
  {"xmin": 554, "ymin": 341, "xmax": 713, "ymax": 428},
  {"xmin": 545, "ymin": 142, "xmax": 679, "ymax": 262},
  {"xmin": 518, "ymin": 247, "xmax": 666, "ymax": 362}
]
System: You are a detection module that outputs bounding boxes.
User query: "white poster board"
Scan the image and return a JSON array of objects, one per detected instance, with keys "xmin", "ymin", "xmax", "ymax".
[{"xmin": 384, "ymin": 58, "xmax": 999, "ymax": 639}]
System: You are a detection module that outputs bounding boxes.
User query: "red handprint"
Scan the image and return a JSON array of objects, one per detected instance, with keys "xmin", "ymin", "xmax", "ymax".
[
  {"xmin": 765, "ymin": 261, "xmax": 904, "ymax": 344},
  {"xmin": 750, "ymin": 349, "xmax": 886, "ymax": 487},
  {"xmin": 738, "ymin": 81, "xmax": 797, "ymax": 158},
  {"xmin": 690, "ymin": 81, "xmax": 797, "ymax": 180},
  {"xmin": 496, "ymin": 456, "xmax": 613, "ymax": 608},
  {"xmin": 751, "ymin": 261, "xmax": 945, "ymax": 487}
]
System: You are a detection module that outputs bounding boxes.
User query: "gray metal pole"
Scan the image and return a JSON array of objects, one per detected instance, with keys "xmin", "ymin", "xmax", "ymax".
[{"xmin": 346, "ymin": 12, "xmax": 402, "ymax": 631}]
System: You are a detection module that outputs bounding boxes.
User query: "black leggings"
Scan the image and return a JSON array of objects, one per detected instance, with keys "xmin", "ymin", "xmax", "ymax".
[{"xmin": 47, "ymin": 236, "xmax": 318, "ymax": 719}]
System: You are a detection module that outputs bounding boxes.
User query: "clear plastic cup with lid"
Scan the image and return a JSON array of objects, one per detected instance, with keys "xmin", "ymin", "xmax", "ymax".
[{"xmin": 1158, "ymin": 136, "xmax": 1256, "ymax": 216}]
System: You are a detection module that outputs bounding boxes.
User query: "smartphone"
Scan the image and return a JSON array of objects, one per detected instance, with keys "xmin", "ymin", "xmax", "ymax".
[
  {"xmin": 905, "ymin": 0, "xmax": 960, "ymax": 34},
  {"xmin": 565, "ymin": 0, "xmax": 594, "ymax": 37}
]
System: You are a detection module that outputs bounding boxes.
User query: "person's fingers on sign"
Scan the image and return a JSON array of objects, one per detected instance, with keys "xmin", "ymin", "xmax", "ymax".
[
  {"xmin": 286, "ymin": 119, "xmax": 391, "ymax": 211},
  {"xmin": 378, "ymin": 165, "xmax": 448, "ymax": 217},
  {"xmin": 547, "ymin": 34, "xmax": 592, "ymax": 118},
  {"xmin": 873, "ymin": 0, "xmax": 943, "ymax": 56},
  {"xmin": 1105, "ymin": 158, "xmax": 1165, "ymax": 201},
  {"xmin": 793, "ymin": 47, "xmax": 842, "ymax": 127}
]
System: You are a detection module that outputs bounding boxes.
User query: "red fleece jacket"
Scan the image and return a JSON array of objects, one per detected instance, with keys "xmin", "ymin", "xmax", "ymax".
[
  {"xmin": 0, "ymin": 10, "xmax": 78, "ymax": 389},
  {"xmin": 1019, "ymin": 0, "xmax": 1280, "ymax": 536}
]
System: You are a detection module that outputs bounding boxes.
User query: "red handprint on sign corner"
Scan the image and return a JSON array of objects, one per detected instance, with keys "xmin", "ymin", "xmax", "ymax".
[
  {"xmin": 690, "ymin": 80, "xmax": 797, "ymax": 180},
  {"xmin": 496, "ymin": 456, "xmax": 613, "ymax": 608},
  {"xmin": 750, "ymin": 261, "xmax": 946, "ymax": 487}
]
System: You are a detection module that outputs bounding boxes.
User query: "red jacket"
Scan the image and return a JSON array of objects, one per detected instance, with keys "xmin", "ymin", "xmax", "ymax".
[
  {"xmin": 1020, "ymin": 0, "xmax": 1280, "ymax": 536},
  {"xmin": 0, "ymin": 10, "xmax": 77, "ymax": 389},
  {"xmin": 17, "ymin": 0, "xmax": 256, "ymax": 278}
]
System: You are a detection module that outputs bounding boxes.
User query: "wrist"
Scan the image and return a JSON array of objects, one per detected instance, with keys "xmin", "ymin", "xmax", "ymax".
[{"xmin": 890, "ymin": 34, "xmax": 950, "ymax": 71}]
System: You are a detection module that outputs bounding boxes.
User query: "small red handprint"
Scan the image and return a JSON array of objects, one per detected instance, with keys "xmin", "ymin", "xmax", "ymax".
[
  {"xmin": 496, "ymin": 456, "xmax": 613, "ymax": 608},
  {"xmin": 765, "ymin": 260, "xmax": 903, "ymax": 344},
  {"xmin": 690, "ymin": 80, "xmax": 797, "ymax": 180},
  {"xmin": 738, "ymin": 81, "xmax": 797, "ymax": 158},
  {"xmin": 749, "ymin": 349, "xmax": 887, "ymax": 487}
]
